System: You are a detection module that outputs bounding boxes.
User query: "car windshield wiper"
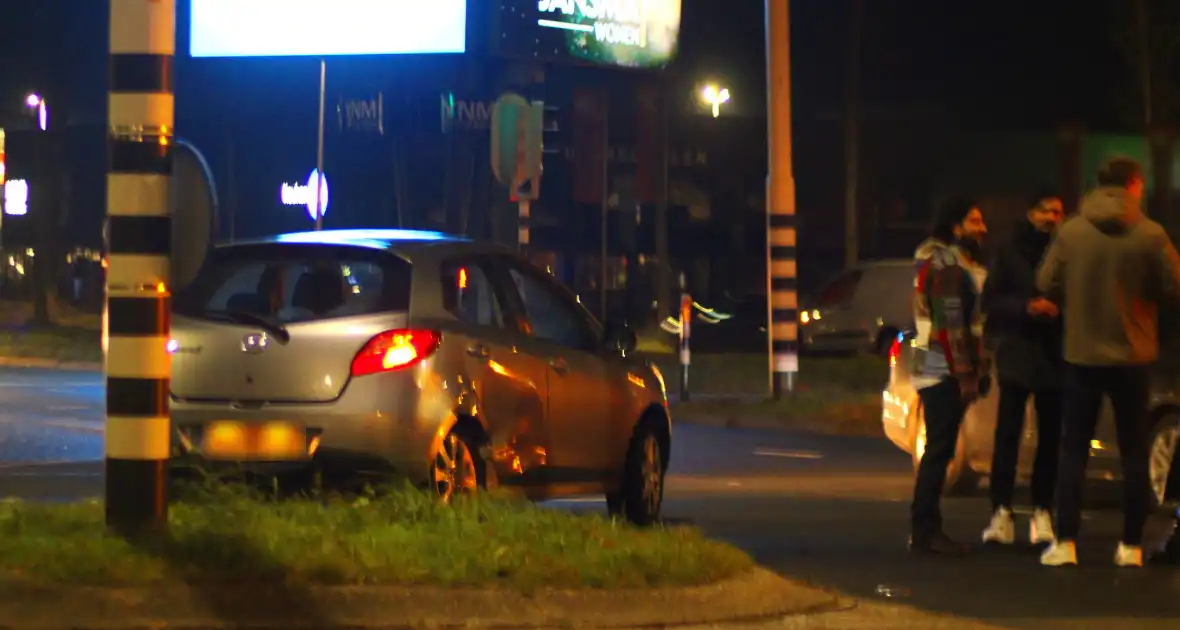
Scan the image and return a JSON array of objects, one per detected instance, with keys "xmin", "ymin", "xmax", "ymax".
[{"xmin": 201, "ymin": 309, "xmax": 291, "ymax": 344}]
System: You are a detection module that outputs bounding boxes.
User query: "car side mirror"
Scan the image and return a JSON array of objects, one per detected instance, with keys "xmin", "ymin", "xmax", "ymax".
[{"xmin": 603, "ymin": 320, "xmax": 638, "ymax": 355}]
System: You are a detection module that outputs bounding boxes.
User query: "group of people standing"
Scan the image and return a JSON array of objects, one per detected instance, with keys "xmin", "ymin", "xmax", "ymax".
[{"xmin": 907, "ymin": 156, "xmax": 1180, "ymax": 566}]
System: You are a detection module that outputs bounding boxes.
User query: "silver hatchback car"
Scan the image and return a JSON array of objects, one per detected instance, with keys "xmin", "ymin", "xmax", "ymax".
[
  {"xmin": 882, "ymin": 331, "xmax": 1180, "ymax": 511},
  {"xmin": 167, "ymin": 229, "xmax": 672, "ymax": 524}
]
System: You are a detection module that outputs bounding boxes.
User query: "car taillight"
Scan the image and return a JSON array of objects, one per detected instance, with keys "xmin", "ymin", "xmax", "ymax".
[
  {"xmin": 351, "ymin": 329, "xmax": 441, "ymax": 377},
  {"xmin": 889, "ymin": 338, "xmax": 901, "ymax": 368}
]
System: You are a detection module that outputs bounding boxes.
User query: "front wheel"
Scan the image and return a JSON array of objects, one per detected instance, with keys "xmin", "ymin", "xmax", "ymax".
[{"xmin": 607, "ymin": 421, "xmax": 667, "ymax": 526}]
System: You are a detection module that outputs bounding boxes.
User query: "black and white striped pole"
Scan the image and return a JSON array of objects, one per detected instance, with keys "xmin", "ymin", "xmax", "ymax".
[
  {"xmin": 678, "ymin": 272, "xmax": 691, "ymax": 402},
  {"xmin": 766, "ymin": 0, "xmax": 798, "ymax": 398},
  {"xmin": 105, "ymin": 0, "xmax": 174, "ymax": 535}
]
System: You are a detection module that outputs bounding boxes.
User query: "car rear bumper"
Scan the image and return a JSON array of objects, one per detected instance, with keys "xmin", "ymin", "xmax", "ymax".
[{"xmin": 169, "ymin": 371, "xmax": 453, "ymax": 482}]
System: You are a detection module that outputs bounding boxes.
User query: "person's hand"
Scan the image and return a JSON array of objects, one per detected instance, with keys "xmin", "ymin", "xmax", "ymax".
[{"xmin": 1027, "ymin": 297, "xmax": 1059, "ymax": 318}]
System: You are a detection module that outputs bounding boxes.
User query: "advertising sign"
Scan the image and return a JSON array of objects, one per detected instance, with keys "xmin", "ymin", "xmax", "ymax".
[
  {"xmin": 280, "ymin": 169, "xmax": 329, "ymax": 221},
  {"xmin": 189, "ymin": 0, "xmax": 468, "ymax": 57},
  {"xmin": 497, "ymin": 0, "xmax": 681, "ymax": 69},
  {"xmin": 3, "ymin": 179, "xmax": 28, "ymax": 216}
]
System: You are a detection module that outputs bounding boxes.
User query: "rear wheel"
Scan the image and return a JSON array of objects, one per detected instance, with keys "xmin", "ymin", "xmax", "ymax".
[
  {"xmin": 431, "ymin": 426, "xmax": 485, "ymax": 501},
  {"xmin": 607, "ymin": 420, "xmax": 667, "ymax": 526},
  {"xmin": 1148, "ymin": 412, "xmax": 1180, "ymax": 510}
]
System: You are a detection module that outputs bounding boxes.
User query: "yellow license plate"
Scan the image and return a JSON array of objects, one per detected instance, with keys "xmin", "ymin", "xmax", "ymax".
[{"xmin": 203, "ymin": 421, "xmax": 308, "ymax": 460}]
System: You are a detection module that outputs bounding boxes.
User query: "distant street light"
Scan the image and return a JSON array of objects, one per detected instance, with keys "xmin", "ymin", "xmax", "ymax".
[
  {"xmin": 25, "ymin": 93, "xmax": 47, "ymax": 131},
  {"xmin": 701, "ymin": 84, "xmax": 730, "ymax": 118}
]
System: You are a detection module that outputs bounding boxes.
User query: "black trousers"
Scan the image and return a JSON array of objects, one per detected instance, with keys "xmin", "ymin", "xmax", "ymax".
[
  {"xmin": 912, "ymin": 377, "xmax": 967, "ymax": 539},
  {"xmin": 1056, "ymin": 364, "xmax": 1152, "ymax": 545},
  {"xmin": 990, "ymin": 383, "xmax": 1062, "ymax": 511}
]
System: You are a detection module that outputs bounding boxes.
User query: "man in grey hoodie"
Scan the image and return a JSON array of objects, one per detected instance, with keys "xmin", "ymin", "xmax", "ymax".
[{"xmin": 1036, "ymin": 156, "xmax": 1180, "ymax": 567}]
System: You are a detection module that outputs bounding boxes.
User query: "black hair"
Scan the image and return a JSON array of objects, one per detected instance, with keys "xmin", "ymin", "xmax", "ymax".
[
  {"xmin": 1096, "ymin": 155, "xmax": 1143, "ymax": 188},
  {"xmin": 930, "ymin": 195, "xmax": 976, "ymax": 243},
  {"xmin": 1028, "ymin": 187, "xmax": 1060, "ymax": 209}
]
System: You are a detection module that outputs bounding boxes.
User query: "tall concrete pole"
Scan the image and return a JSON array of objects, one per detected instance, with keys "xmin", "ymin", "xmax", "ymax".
[
  {"xmin": 106, "ymin": 0, "xmax": 174, "ymax": 535},
  {"xmin": 766, "ymin": 0, "xmax": 798, "ymax": 398}
]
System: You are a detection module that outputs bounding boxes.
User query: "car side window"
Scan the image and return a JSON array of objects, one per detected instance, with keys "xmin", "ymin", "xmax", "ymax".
[
  {"xmin": 441, "ymin": 262, "xmax": 504, "ymax": 328},
  {"xmin": 507, "ymin": 265, "xmax": 598, "ymax": 352}
]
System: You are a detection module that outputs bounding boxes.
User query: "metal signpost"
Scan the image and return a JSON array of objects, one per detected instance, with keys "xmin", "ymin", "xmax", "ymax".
[
  {"xmin": 765, "ymin": 0, "xmax": 799, "ymax": 398},
  {"xmin": 491, "ymin": 93, "xmax": 543, "ymax": 250},
  {"xmin": 105, "ymin": 0, "xmax": 175, "ymax": 534}
]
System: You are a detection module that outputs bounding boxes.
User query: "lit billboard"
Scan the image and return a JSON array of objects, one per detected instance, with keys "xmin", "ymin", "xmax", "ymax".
[
  {"xmin": 189, "ymin": 0, "xmax": 468, "ymax": 57},
  {"xmin": 497, "ymin": 0, "xmax": 681, "ymax": 69}
]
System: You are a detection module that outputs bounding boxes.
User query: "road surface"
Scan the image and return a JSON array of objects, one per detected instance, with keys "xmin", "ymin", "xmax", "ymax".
[{"xmin": 0, "ymin": 366, "xmax": 1177, "ymax": 629}]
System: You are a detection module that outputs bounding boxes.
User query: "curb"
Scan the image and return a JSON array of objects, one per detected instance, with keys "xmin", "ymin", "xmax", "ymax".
[
  {"xmin": 0, "ymin": 357, "xmax": 102, "ymax": 372},
  {"xmin": 0, "ymin": 568, "xmax": 843, "ymax": 630}
]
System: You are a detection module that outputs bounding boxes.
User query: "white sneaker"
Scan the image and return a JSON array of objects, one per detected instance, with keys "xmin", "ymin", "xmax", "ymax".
[
  {"xmin": 1040, "ymin": 540, "xmax": 1078, "ymax": 566},
  {"xmin": 982, "ymin": 507, "xmax": 1015, "ymax": 544},
  {"xmin": 1114, "ymin": 543, "xmax": 1143, "ymax": 568},
  {"xmin": 1029, "ymin": 509, "xmax": 1056, "ymax": 545}
]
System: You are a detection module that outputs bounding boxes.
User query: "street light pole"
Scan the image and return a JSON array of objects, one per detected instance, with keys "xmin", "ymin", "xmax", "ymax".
[
  {"xmin": 766, "ymin": 0, "xmax": 798, "ymax": 398},
  {"xmin": 105, "ymin": 0, "xmax": 174, "ymax": 535},
  {"xmin": 315, "ymin": 58, "xmax": 326, "ymax": 231}
]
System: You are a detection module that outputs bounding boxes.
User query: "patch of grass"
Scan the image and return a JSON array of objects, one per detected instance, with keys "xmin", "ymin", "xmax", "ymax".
[
  {"xmin": 672, "ymin": 389, "xmax": 884, "ymax": 437},
  {"xmin": 0, "ymin": 326, "xmax": 101, "ymax": 363},
  {"xmin": 0, "ymin": 483, "xmax": 753, "ymax": 590},
  {"xmin": 647, "ymin": 353, "xmax": 888, "ymax": 396}
]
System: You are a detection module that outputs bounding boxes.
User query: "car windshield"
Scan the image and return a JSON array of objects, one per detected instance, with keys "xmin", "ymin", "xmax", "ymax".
[{"xmin": 174, "ymin": 243, "xmax": 412, "ymax": 324}]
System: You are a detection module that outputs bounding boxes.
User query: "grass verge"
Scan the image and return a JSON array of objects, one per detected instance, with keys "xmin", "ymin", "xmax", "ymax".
[
  {"xmin": 0, "ymin": 326, "xmax": 101, "ymax": 363},
  {"xmin": 650, "ymin": 353, "xmax": 887, "ymax": 437},
  {"xmin": 0, "ymin": 483, "xmax": 753, "ymax": 590},
  {"xmin": 647, "ymin": 352, "xmax": 888, "ymax": 396},
  {"xmin": 672, "ymin": 390, "xmax": 884, "ymax": 437}
]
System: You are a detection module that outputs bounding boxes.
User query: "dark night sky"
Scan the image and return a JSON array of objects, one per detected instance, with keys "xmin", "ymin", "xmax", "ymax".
[{"xmin": 0, "ymin": 1, "xmax": 1140, "ymax": 131}]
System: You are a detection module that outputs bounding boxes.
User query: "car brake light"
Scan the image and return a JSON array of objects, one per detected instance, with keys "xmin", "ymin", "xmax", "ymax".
[
  {"xmin": 351, "ymin": 329, "xmax": 441, "ymax": 377},
  {"xmin": 889, "ymin": 338, "xmax": 901, "ymax": 368}
]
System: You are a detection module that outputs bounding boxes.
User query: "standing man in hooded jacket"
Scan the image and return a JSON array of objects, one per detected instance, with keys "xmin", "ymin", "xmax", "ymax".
[
  {"xmin": 980, "ymin": 191, "xmax": 1065, "ymax": 547},
  {"xmin": 1037, "ymin": 156, "xmax": 1180, "ymax": 567}
]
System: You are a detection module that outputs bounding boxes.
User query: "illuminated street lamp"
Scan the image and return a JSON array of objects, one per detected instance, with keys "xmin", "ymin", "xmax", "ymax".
[
  {"xmin": 25, "ymin": 93, "xmax": 47, "ymax": 131},
  {"xmin": 701, "ymin": 84, "xmax": 730, "ymax": 118}
]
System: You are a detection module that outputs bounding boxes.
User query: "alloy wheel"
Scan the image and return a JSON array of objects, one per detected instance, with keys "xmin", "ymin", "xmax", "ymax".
[
  {"xmin": 432, "ymin": 433, "xmax": 478, "ymax": 502},
  {"xmin": 1150, "ymin": 424, "xmax": 1179, "ymax": 506},
  {"xmin": 640, "ymin": 434, "xmax": 663, "ymax": 515}
]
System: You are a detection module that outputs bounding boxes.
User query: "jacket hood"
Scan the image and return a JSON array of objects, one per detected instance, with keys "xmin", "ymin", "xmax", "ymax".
[{"xmin": 1080, "ymin": 187, "xmax": 1144, "ymax": 235}]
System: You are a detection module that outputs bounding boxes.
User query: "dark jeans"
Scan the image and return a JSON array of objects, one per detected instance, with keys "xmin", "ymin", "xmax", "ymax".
[
  {"xmin": 912, "ymin": 377, "xmax": 968, "ymax": 539},
  {"xmin": 990, "ymin": 383, "xmax": 1062, "ymax": 511},
  {"xmin": 1056, "ymin": 364, "xmax": 1152, "ymax": 545}
]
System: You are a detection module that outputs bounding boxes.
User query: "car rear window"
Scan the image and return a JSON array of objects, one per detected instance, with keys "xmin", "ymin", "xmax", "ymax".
[{"xmin": 174, "ymin": 243, "xmax": 411, "ymax": 323}]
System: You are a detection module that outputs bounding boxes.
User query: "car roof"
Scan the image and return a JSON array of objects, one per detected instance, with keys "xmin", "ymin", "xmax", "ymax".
[{"xmin": 215, "ymin": 228, "xmax": 519, "ymax": 261}]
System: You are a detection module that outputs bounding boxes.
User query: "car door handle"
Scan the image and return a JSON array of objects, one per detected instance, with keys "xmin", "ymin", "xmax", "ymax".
[
  {"xmin": 467, "ymin": 344, "xmax": 490, "ymax": 359},
  {"xmin": 549, "ymin": 357, "xmax": 569, "ymax": 376}
]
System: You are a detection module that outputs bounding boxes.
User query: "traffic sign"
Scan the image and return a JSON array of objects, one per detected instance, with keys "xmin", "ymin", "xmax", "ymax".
[{"xmin": 491, "ymin": 92, "xmax": 543, "ymax": 200}]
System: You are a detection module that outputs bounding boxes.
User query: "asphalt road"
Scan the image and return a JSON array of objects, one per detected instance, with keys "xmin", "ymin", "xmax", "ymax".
[{"xmin": 1, "ymin": 366, "xmax": 1178, "ymax": 629}]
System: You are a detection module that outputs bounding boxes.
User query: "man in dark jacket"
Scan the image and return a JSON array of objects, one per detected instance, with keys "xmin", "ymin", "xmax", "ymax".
[
  {"xmin": 980, "ymin": 191, "xmax": 1064, "ymax": 547},
  {"xmin": 1037, "ymin": 156, "xmax": 1180, "ymax": 567}
]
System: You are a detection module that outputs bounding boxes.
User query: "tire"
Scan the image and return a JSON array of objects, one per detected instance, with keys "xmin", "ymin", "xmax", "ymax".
[
  {"xmin": 607, "ymin": 420, "xmax": 667, "ymax": 526},
  {"xmin": 1148, "ymin": 412, "xmax": 1180, "ymax": 510},
  {"xmin": 430, "ymin": 424, "xmax": 486, "ymax": 501},
  {"xmin": 910, "ymin": 403, "xmax": 974, "ymax": 496}
]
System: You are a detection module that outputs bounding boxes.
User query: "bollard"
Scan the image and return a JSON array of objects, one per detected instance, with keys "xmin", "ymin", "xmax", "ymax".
[{"xmin": 678, "ymin": 273, "xmax": 691, "ymax": 402}]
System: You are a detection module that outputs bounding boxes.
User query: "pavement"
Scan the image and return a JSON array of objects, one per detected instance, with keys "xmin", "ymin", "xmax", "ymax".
[{"xmin": 1, "ymin": 366, "xmax": 1179, "ymax": 629}]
